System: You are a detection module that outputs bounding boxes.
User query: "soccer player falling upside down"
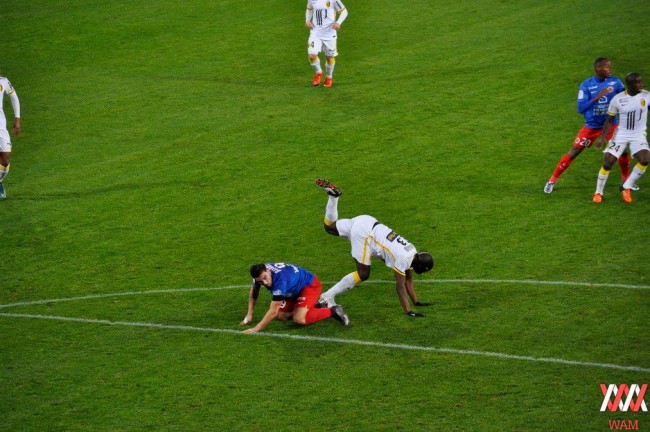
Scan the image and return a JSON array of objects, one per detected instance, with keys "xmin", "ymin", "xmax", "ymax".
[{"xmin": 305, "ymin": 0, "xmax": 348, "ymax": 88}]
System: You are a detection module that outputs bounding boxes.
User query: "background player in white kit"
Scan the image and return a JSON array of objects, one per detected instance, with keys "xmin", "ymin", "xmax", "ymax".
[
  {"xmin": 593, "ymin": 73, "xmax": 650, "ymax": 203},
  {"xmin": 305, "ymin": 0, "xmax": 348, "ymax": 88},
  {"xmin": 315, "ymin": 179, "xmax": 435, "ymax": 317},
  {"xmin": 0, "ymin": 75, "xmax": 21, "ymax": 199}
]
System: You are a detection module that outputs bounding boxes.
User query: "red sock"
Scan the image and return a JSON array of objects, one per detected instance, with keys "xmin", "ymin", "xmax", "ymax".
[
  {"xmin": 304, "ymin": 307, "xmax": 332, "ymax": 325},
  {"xmin": 618, "ymin": 153, "xmax": 631, "ymax": 182},
  {"xmin": 549, "ymin": 154, "xmax": 572, "ymax": 183}
]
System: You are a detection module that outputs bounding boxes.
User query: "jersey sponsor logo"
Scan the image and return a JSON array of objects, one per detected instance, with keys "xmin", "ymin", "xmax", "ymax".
[
  {"xmin": 272, "ymin": 290, "xmax": 282, "ymax": 296},
  {"xmin": 386, "ymin": 230, "xmax": 398, "ymax": 242}
]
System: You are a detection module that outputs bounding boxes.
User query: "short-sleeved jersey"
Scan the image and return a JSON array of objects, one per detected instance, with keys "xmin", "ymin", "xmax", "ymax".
[
  {"xmin": 253, "ymin": 263, "xmax": 315, "ymax": 300},
  {"xmin": 0, "ymin": 77, "xmax": 16, "ymax": 133},
  {"xmin": 366, "ymin": 223, "xmax": 417, "ymax": 276},
  {"xmin": 607, "ymin": 90, "xmax": 650, "ymax": 142},
  {"xmin": 307, "ymin": 0, "xmax": 345, "ymax": 39},
  {"xmin": 577, "ymin": 75, "xmax": 625, "ymax": 129}
]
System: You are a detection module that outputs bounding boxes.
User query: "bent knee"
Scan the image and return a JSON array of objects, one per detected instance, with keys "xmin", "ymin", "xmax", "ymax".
[
  {"xmin": 324, "ymin": 223, "xmax": 339, "ymax": 236},
  {"xmin": 293, "ymin": 314, "xmax": 307, "ymax": 325},
  {"xmin": 357, "ymin": 270, "xmax": 370, "ymax": 281}
]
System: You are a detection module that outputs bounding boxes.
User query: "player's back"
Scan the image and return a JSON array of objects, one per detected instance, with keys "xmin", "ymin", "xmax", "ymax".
[
  {"xmin": 369, "ymin": 224, "xmax": 416, "ymax": 272},
  {"xmin": 610, "ymin": 90, "xmax": 650, "ymax": 140},
  {"xmin": 266, "ymin": 263, "xmax": 314, "ymax": 298}
]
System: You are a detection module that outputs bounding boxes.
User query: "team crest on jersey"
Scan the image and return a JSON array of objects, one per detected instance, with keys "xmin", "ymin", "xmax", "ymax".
[
  {"xmin": 326, "ymin": 1, "xmax": 331, "ymax": 6},
  {"xmin": 642, "ymin": 100, "xmax": 646, "ymax": 107},
  {"xmin": 0, "ymin": 85, "xmax": 3, "ymax": 92}
]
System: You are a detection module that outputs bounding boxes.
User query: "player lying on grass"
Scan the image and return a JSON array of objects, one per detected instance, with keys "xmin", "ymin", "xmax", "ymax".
[
  {"xmin": 316, "ymin": 179, "xmax": 435, "ymax": 318},
  {"xmin": 241, "ymin": 262, "xmax": 349, "ymax": 333}
]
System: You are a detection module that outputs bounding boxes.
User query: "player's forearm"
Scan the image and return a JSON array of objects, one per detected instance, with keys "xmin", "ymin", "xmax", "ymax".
[
  {"xmin": 599, "ymin": 117, "xmax": 614, "ymax": 138},
  {"xmin": 9, "ymin": 91, "xmax": 20, "ymax": 119},
  {"xmin": 246, "ymin": 297, "xmax": 256, "ymax": 317},
  {"xmin": 336, "ymin": 8, "xmax": 348, "ymax": 25},
  {"xmin": 253, "ymin": 308, "xmax": 279, "ymax": 332},
  {"xmin": 306, "ymin": 8, "xmax": 313, "ymax": 22},
  {"xmin": 577, "ymin": 98, "xmax": 595, "ymax": 114},
  {"xmin": 405, "ymin": 279, "xmax": 418, "ymax": 304},
  {"xmin": 395, "ymin": 284, "xmax": 412, "ymax": 313}
]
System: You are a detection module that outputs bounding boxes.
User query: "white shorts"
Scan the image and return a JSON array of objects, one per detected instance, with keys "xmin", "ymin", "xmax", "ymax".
[
  {"xmin": 0, "ymin": 132, "xmax": 11, "ymax": 152},
  {"xmin": 308, "ymin": 35, "xmax": 338, "ymax": 57},
  {"xmin": 604, "ymin": 139, "xmax": 649, "ymax": 159},
  {"xmin": 335, "ymin": 215, "xmax": 377, "ymax": 266}
]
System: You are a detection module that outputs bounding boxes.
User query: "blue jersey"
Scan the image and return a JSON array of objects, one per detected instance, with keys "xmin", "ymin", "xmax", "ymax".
[
  {"xmin": 254, "ymin": 263, "xmax": 315, "ymax": 299},
  {"xmin": 577, "ymin": 75, "xmax": 624, "ymax": 129}
]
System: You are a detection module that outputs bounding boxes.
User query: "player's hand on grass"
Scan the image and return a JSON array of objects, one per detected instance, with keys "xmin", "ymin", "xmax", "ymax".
[
  {"xmin": 406, "ymin": 311, "xmax": 424, "ymax": 318},
  {"xmin": 240, "ymin": 315, "xmax": 252, "ymax": 326},
  {"xmin": 242, "ymin": 328, "xmax": 258, "ymax": 334},
  {"xmin": 414, "ymin": 301, "xmax": 432, "ymax": 307}
]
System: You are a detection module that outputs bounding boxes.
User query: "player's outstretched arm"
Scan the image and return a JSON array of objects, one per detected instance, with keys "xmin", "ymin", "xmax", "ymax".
[
  {"xmin": 243, "ymin": 300, "xmax": 283, "ymax": 333},
  {"xmin": 395, "ymin": 271, "xmax": 423, "ymax": 317},
  {"xmin": 594, "ymin": 115, "xmax": 615, "ymax": 150},
  {"xmin": 405, "ymin": 270, "xmax": 432, "ymax": 307},
  {"xmin": 241, "ymin": 286, "xmax": 260, "ymax": 325}
]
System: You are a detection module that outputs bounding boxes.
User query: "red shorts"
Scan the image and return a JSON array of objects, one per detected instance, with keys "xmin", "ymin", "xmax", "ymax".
[
  {"xmin": 573, "ymin": 124, "xmax": 618, "ymax": 149},
  {"xmin": 279, "ymin": 276, "xmax": 323, "ymax": 313}
]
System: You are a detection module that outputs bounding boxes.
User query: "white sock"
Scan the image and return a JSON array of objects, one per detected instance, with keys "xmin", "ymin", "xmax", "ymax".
[
  {"xmin": 311, "ymin": 59, "xmax": 322, "ymax": 74},
  {"xmin": 325, "ymin": 195, "xmax": 339, "ymax": 225},
  {"xmin": 322, "ymin": 272, "xmax": 360, "ymax": 300},
  {"xmin": 0, "ymin": 163, "xmax": 9, "ymax": 182},
  {"xmin": 596, "ymin": 168, "xmax": 610, "ymax": 195},
  {"xmin": 325, "ymin": 60, "xmax": 336, "ymax": 78},
  {"xmin": 622, "ymin": 163, "xmax": 647, "ymax": 189}
]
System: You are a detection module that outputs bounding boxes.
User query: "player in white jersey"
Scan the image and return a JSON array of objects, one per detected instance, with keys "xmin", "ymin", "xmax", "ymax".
[
  {"xmin": 306, "ymin": 0, "xmax": 348, "ymax": 88},
  {"xmin": 0, "ymin": 75, "xmax": 21, "ymax": 199},
  {"xmin": 593, "ymin": 73, "xmax": 650, "ymax": 203},
  {"xmin": 315, "ymin": 179, "xmax": 435, "ymax": 317}
]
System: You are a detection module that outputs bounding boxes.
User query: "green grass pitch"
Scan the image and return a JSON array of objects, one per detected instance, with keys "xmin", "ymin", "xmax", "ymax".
[{"xmin": 2, "ymin": 0, "xmax": 649, "ymax": 430}]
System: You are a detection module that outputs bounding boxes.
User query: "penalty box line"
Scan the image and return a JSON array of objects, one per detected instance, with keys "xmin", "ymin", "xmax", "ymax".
[{"xmin": 1, "ymin": 311, "xmax": 648, "ymax": 374}]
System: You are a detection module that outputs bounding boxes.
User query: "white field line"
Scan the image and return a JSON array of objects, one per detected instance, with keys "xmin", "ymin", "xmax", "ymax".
[
  {"xmin": 1, "ymin": 311, "xmax": 648, "ymax": 373},
  {"xmin": 0, "ymin": 279, "xmax": 647, "ymax": 310},
  {"xmin": 409, "ymin": 279, "xmax": 650, "ymax": 290}
]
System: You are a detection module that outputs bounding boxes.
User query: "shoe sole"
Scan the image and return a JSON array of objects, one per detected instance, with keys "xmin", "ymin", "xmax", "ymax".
[{"xmin": 316, "ymin": 179, "xmax": 342, "ymax": 197}]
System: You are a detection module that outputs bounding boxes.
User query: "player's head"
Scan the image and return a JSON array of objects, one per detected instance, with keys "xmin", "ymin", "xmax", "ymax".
[
  {"xmin": 593, "ymin": 57, "xmax": 612, "ymax": 79},
  {"xmin": 249, "ymin": 263, "xmax": 272, "ymax": 287},
  {"xmin": 412, "ymin": 252, "xmax": 434, "ymax": 274},
  {"xmin": 625, "ymin": 72, "xmax": 644, "ymax": 95}
]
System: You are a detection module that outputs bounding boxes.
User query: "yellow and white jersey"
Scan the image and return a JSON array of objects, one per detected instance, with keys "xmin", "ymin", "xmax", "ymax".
[
  {"xmin": 608, "ymin": 90, "xmax": 650, "ymax": 142},
  {"xmin": 0, "ymin": 77, "xmax": 16, "ymax": 134},
  {"xmin": 336, "ymin": 215, "xmax": 417, "ymax": 276},
  {"xmin": 307, "ymin": 0, "xmax": 346, "ymax": 38},
  {"xmin": 367, "ymin": 223, "xmax": 417, "ymax": 276}
]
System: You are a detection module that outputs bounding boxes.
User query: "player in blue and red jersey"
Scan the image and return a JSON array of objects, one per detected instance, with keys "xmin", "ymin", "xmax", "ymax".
[
  {"xmin": 544, "ymin": 58, "xmax": 635, "ymax": 194},
  {"xmin": 241, "ymin": 262, "xmax": 349, "ymax": 333}
]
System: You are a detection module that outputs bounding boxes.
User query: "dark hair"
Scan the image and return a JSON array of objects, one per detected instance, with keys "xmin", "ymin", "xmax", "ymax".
[
  {"xmin": 412, "ymin": 253, "xmax": 434, "ymax": 274},
  {"xmin": 625, "ymin": 72, "xmax": 642, "ymax": 86},
  {"xmin": 249, "ymin": 263, "xmax": 267, "ymax": 278},
  {"xmin": 594, "ymin": 57, "xmax": 610, "ymax": 67}
]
